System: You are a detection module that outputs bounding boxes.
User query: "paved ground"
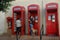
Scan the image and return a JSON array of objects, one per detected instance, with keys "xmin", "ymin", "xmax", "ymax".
[
  {"xmin": 0, "ymin": 35, "xmax": 40, "ymax": 40},
  {"xmin": 42, "ymin": 36, "xmax": 60, "ymax": 40},
  {"xmin": 0, "ymin": 33, "xmax": 60, "ymax": 40},
  {"xmin": 0, "ymin": 29, "xmax": 60, "ymax": 40}
]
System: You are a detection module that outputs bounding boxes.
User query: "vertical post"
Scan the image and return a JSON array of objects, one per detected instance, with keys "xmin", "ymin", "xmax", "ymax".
[
  {"xmin": 40, "ymin": 0, "xmax": 43, "ymax": 40},
  {"xmin": 40, "ymin": 24, "xmax": 43, "ymax": 40}
]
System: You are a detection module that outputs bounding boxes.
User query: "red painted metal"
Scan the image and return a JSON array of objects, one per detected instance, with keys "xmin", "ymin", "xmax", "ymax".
[
  {"xmin": 46, "ymin": 3, "xmax": 59, "ymax": 36},
  {"xmin": 12, "ymin": 6, "xmax": 25, "ymax": 35},
  {"xmin": 28, "ymin": 4, "xmax": 40, "ymax": 36},
  {"xmin": 7, "ymin": 17, "xmax": 12, "ymax": 29}
]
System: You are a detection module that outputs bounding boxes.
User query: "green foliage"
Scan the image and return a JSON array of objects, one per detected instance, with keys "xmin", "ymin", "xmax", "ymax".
[{"xmin": 0, "ymin": 0, "xmax": 14, "ymax": 12}]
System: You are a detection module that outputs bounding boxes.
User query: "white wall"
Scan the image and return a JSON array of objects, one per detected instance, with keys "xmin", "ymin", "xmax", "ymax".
[
  {"xmin": 0, "ymin": 11, "xmax": 7, "ymax": 35},
  {"xmin": 1, "ymin": 0, "xmax": 60, "ymax": 35}
]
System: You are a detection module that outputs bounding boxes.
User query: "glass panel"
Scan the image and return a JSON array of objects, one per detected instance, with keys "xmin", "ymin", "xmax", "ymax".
[
  {"xmin": 48, "ymin": 15, "xmax": 51, "ymax": 20},
  {"xmin": 52, "ymin": 14, "xmax": 55, "ymax": 22}
]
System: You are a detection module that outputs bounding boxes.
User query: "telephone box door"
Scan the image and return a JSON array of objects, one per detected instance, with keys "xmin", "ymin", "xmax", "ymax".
[
  {"xmin": 28, "ymin": 4, "xmax": 40, "ymax": 36},
  {"xmin": 46, "ymin": 3, "xmax": 58, "ymax": 36},
  {"xmin": 12, "ymin": 6, "xmax": 25, "ymax": 35}
]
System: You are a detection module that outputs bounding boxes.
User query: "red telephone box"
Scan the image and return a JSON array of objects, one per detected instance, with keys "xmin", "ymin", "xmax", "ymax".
[
  {"xmin": 12, "ymin": 6, "xmax": 25, "ymax": 35},
  {"xmin": 46, "ymin": 3, "xmax": 58, "ymax": 36},
  {"xmin": 7, "ymin": 17, "xmax": 12, "ymax": 29},
  {"xmin": 28, "ymin": 4, "xmax": 40, "ymax": 35}
]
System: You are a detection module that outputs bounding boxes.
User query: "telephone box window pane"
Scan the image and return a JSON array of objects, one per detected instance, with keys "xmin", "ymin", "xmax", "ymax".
[{"xmin": 48, "ymin": 15, "xmax": 51, "ymax": 20}]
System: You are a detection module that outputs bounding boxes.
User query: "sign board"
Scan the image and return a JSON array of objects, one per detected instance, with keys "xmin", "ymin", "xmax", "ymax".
[
  {"xmin": 14, "ymin": 8, "xmax": 21, "ymax": 11},
  {"xmin": 47, "ymin": 5, "xmax": 56, "ymax": 8},
  {"xmin": 29, "ymin": 6, "xmax": 37, "ymax": 9}
]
